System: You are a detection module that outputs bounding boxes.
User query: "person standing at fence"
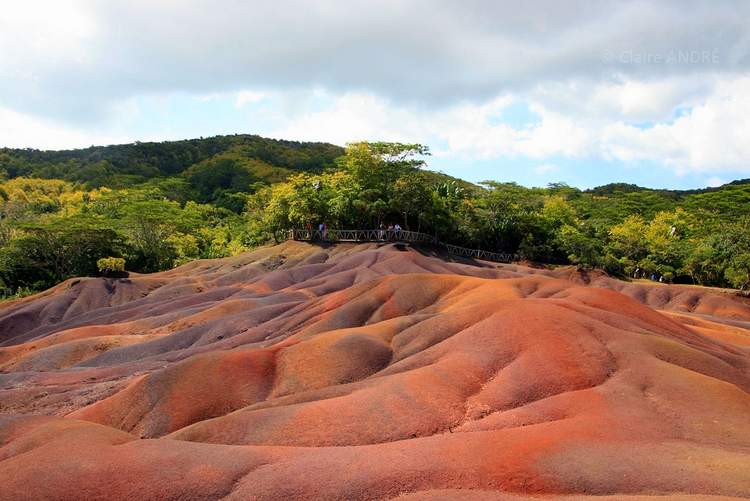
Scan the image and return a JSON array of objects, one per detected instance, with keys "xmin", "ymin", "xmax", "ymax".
[
  {"xmin": 318, "ymin": 222, "xmax": 327, "ymax": 240},
  {"xmin": 379, "ymin": 223, "xmax": 385, "ymax": 241},
  {"xmin": 394, "ymin": 223, "xmax": 402, "ymax": 240}
]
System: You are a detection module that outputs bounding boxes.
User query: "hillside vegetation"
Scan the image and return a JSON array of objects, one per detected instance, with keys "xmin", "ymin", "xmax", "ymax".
[{"xmin": 1, "ymin": 135, "xmax": 749, "ymax": 297}]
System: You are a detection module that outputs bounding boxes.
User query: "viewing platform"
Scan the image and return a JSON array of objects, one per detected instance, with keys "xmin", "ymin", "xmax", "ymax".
[{"xmin": 287, "ymin": 228, "xmax": 517, "ymax": 263}]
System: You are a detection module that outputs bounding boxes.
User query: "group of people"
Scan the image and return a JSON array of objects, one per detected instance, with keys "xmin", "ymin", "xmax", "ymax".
[
  {"xmin": 632, "ymin": 267, "xmax": 665, "ymax": 283},
  {"xmin": 378, "ymin": 223, "xmax": 402, "ymax": 240}
]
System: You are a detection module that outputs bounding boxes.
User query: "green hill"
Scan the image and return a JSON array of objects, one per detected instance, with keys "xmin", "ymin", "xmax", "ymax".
[
  {"xmin": 0, "ymin": 135, "xmax": 344, "ymax": 213},
  {"xmin": 1, "ymin": 135, "xmax": 749, "ymax": 298},
  {"xmin": 0, "ymin": 134, "xmax": 343, "ymax": 186},
  {"xmin": 573, "ymin": 179, "xmax": 750, "ymax": 225}
]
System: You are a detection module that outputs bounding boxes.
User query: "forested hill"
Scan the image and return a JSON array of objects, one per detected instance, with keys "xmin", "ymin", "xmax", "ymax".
[
  {"xmin": 0, "ymin": 135, "xmax": 473, "ymax": 213},
  {"xmin": 0, "ymin": 134, "xmax": 343, "ymax": 189},
  {"xmin": 574, "ymin": 178, "xmax": 750, "ymax": 223},
  {"xmin": 4, "ymin": 134, "xmax": 747, "ymax": 219},
  {"xmin": 1, "ymin": 136, "xmax": 749, "ymax": 299}
]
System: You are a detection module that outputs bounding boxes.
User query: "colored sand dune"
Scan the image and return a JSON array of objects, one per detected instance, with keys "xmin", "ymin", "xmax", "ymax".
[{"xmin": 0, "ymin": 241, "xmax": 749, "ymax": 500}]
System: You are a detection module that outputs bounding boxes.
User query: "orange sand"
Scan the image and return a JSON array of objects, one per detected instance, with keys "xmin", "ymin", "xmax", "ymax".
[{"xmin": 0, "ymin": 241, "xmax": 748, "ymax": 500}]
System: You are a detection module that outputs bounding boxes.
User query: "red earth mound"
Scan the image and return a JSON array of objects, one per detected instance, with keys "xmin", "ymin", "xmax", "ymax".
[{"xmin": 0, "ymin": 241, "xmax": 749, "ymax": 500}]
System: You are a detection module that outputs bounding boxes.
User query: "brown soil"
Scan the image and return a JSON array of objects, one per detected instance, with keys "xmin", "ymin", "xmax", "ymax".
[{"xmin": 0, "ymin": 241, "xmax": 748, "ymax": 500}]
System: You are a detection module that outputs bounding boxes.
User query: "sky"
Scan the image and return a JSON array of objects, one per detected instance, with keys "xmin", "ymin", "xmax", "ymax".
[{"xmin": 1, "ymin": 1, "xmax": 750, "ymax": 189}]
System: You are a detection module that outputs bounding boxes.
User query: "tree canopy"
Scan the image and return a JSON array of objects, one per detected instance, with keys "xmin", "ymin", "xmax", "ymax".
[{"xmin": 2, "ymin": 135, "xmax": 750, "ymax": 298}]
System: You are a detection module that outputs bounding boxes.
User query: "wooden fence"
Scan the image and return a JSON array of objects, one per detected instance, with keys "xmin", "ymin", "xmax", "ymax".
[{"xmin": 287, "ymin": 229, "xmax": 517, "ymax": 263}]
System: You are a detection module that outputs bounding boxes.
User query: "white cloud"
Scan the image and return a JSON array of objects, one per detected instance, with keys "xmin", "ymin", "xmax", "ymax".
[
  {"xmin": 588, "ymin": 78, "xmax": 710, "ymax": 122},
  {"xmin": 235, "ymin": 91, "xmax": 266, "ymax": 108},
  {"xmin": 534, "ymin": 163, "xmax": 560, "ymax": 175},
  {"xmin": 271, "ymin": 92, "xmax": 427, "ymax": 145},
  {"xmin": 2, "ymin": 0, "xmax": 750, "ymax": 123},
  {"xmin": 0, "ymin": 1, "xmax": 96, "ymax": 58},
  {"xmin": 2, "ymin": 1, "xmax": 750, "ymax": 185},
  {"xmin": 267, "ymin": 75, "xmax": 750, "ymax": 176},
  {"xmin": 598, "ymin": 76, "xmax": 750, "ymax": 172},
  {"xmin": 269, "ymin": 92, "xmax": 591, "ymax": 161},
  {"xmin": 706, "ymin": 176, "xmax": 725, "ymax": 187},
  {"xmin": 0, "ymin": 107, "xmax": 128, "ymax": 150},
  {"xmin": 5, "ymin": 74, "xmax": 750, "ymax": 181}
]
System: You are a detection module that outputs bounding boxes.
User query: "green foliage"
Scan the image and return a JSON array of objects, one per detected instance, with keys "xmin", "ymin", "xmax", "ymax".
[
  {"xmin": 182, "ymin": 147, "xmax": 292, "ymax": 211},
  {"xmin": 97, "ymin": 257, "xmax": 126, "ymax": 274},
  {"xmin": 1, "ymin": 134, "xmax": 341, "ymax": 187},
  {"xmin": 0, "ymin": 174, "xmax": 250, "ymax": 295},
  {"xmin": 247, "ymin": 143, "xmax": 750, "ymax": 290},
  {"xmin": 607, "ymin": 215, "xmax": 649, "ymax": 275},
  {"xmin": 709, "ymin": 217, "xmax": 750, "ymax": 290},
  {"xmin": 0, "ymin": 216, "xmax": 126, "ymax": 293},
  {"xmin": 555, "ymin": 223, "xmax": 602, "ymax": 268},
  {"xmin": 2, "ymin": 135, "xmax": 750, "ymax": 297}
]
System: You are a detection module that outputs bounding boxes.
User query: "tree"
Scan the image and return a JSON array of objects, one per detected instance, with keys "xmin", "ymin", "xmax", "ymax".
[
  {"xmin": 97, "ymin": 257, "xmax": 126, "ymax": 277},
  {"xmin": 391, "ymin": 172, "xmax": 435, "ymax": 230},
  {"xmin": 524, "ymin": 195, "xmax": 579, "ymax": 262},
  {"xmin": 243, "ymin": 186, "xmax": 276, "ymax": 245},
  {"xmin": 336, "ymin": 142, "xmax": 430, "ymax": 225},
  {"xmin": 606, "ymin": 215, "xmax": 648, "ymax": 276},
  {"xmin": 473, "ymin": 182, "xmax": 543, "ymax": 253},
  {"xmin": 435, "ymin": 181, "xmax": 465, "ymax": 204},
  {"xmin": 712, "ymin": 217, "xmax": 750, "ymax": 292},
  {"xmin": 254, "ymin": 174, "xmax": 331, "ymax": 242},
  {"xmin": 0, "ymin": 216, "xmax": 126, "ymax": 291},
  {"xmin": 117, "ymin": 200, "xmax": 198, "ymax": 271},
  {"xmin": 684, "ymin": 237, "xmax": 724, "ymax": 286},
  {"xmin": 643, "ymin": 209, "xmax": 693, "ymax": 281},
  {"xmin": 555, "ymin": 223, "xmax": 602, "ymax": 268},
  {"xmin": 183, "ymin": 157, "xmax": 257, "ymax": 208}
]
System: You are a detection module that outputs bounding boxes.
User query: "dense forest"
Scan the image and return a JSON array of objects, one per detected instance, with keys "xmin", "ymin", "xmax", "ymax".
[{"xmin": 1, "ymin": 134, "xmax": 749, "ymax": 299}]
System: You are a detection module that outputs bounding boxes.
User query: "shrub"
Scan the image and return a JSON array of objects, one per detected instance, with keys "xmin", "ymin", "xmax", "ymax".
[{"xmin": 97, "ymin": 257, "xmax": 126, "ymax": 276}]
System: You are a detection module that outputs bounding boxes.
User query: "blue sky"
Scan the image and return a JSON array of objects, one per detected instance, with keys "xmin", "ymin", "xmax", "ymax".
[{"xmin": 1, "ymin": 1, "xmax": 749, "ymax": 190}]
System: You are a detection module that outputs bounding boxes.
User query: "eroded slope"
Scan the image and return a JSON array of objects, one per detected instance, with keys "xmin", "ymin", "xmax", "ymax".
[{"xmin": 0, "ymin": 241, "xmax": 749, "ymax": 500}]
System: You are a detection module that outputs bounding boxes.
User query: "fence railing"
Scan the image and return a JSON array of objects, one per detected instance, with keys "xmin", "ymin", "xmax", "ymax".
[
  {"xmin": 287, "ymin": 229, "xmax": 517, "ymax": 263},
  {"xmin": 443, "ymin": 244, "xmax": 517, "ymax": 263}
]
